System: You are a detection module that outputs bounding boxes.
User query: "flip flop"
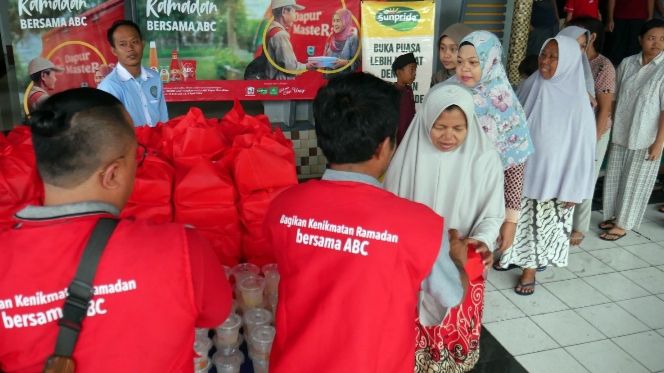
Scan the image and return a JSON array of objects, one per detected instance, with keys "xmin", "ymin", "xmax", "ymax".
[
  {"xmin": 598, "ymin": 219, "xmax": 615, "ymax": 230},
  {"xmin": 536, "ymin": 266, "xmax": 547, "ymax": 272},
  {"xmin": 599, "ymin": 231, "xmax": 627, "ymax": 241},
  {"xmin": 514, "ymin": 281, "xmax": 536, "ymax": 296},
  {"xmin": 658, "ymin": 205, "xmax": 664, "ymax": 213},
  {"xmin": 493, "ymin": 263, "xmax": 520, "ymax": 271}
]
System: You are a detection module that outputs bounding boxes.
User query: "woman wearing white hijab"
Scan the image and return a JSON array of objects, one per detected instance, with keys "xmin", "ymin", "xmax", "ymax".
[
  {"xmin": 385, "ymin": 84, "xmax": 504, "ymax": 371},
  {"xmin": 558, "ymin": 25, "xmax": 596, "ymax": 103},
  {"xmin": 502, "ymin": 36, "xmax": 596, "ymax": 295}
]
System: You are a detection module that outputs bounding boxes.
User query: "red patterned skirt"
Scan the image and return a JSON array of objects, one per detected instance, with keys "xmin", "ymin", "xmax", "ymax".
[{"xmin": 414, "ymin": 249, "xmax": 486, "ymax": 372}]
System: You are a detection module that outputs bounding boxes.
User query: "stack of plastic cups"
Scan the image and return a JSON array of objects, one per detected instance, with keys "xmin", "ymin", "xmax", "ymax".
[
  {"xmin": 213, "ymin": 313, "xmax": 244, "ymax": 372},
  {"xmin": 239, "ymin": 276, "xmax": 266, "ymax": 309},
  {"xmin": 193, "ymin": 332, "xmax": 213, "ymax": 373},
  {"xmin": 248, "ymin": 325, "xmax": 276, "ymax": 373},
  {"xmin": 262, "ymin": 263, "xmax": 279, "ymax": 316}
]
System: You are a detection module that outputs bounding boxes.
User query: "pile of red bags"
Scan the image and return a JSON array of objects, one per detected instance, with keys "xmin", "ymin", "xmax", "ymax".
[{"xmin": 0, "ymin": 102, "xmax": 297, "ymax": 267}]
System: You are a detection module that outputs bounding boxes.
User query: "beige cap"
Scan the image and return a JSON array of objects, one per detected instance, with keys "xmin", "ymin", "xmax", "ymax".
[
  {"xmin": 271, "ymin": 0, "xmax": 304, "ymax": 10},
  {"xmin": 28, "ymin": 57, "xmax": 64, "ymax": 75}
]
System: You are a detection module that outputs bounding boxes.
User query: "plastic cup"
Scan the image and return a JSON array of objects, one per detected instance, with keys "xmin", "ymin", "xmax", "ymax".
[
  {"xmin": 239, "ymin": 276, "xmax": 266, "ymax": 308},
  {"xmin": 212, "ymin": 350, "xmax": 244, "ymax": 373},
  {"xmin": 195, "ymin": 328, "xmax": 210, "ymax": 341},
  {"xmin": 248, "ymin": 325, "xmax": 276, "ymax": 362},
  {"xmin": 214, "ymin": 333, "xmax": 243, "ymax": 356},
  {"xmin": 193, "ymin": 336, "xmax": 212, "ymax": 357},
  {"xmin": 231, "ymin": 263, "xmax": 260, "ymax": 286},
  {"xmin": 215, "ymin": 313, "xmax": 242, "ymax": 347},
  {"xmin": 243, "ymin": 308, "xmax": 272, "ymax": 336},
  {"xmin": 193, "ymin": 355, "xmax": 210, "ymax": 373},
  {"xmin": 261, "ymin": 263, "xmax": 280, "ymax": 297},
  {"xmin": 251, "ymin": 356, "xmax": 269, "ymax": 373},
  {"xmin": 266, "ymin": 292, "xmax": 278, "ymax": 316}
]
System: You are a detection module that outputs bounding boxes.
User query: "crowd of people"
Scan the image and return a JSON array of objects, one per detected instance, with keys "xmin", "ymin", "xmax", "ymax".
[{"xmin": 1, "ymin": 3, "xmax": 663, "ymax": 373}]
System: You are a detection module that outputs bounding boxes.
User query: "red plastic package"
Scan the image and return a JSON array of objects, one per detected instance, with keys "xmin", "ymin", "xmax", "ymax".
[{"xmin": 121, "ymin": 153, "xmax": 175, "ymax": 223}]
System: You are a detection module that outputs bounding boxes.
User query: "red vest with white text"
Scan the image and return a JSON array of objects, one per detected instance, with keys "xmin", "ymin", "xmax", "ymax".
[
  {"xmin": 0, "ymin": 214, "xmax": 229, "ymax": 373},
  {"xmin": 265, "ymin": 180, "xmax": 443, "ymax": 373}
]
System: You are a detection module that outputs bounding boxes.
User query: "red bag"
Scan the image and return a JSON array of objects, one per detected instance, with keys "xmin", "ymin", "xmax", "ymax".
[
  {"xmin": 121, "ymin": 153, "xmax": 174, "ymax": 223},
  {"xmin": 0, "ymin": 129, "xmax": 43, "ymax": 229},
  {"xmin": 174, "ymin": 160, "xmax": 241, "ymax": 265}
]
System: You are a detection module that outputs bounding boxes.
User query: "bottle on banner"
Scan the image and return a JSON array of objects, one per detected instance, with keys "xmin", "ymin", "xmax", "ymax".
[
  {"xmin": 170, "ymin": 49, "xmax": 183, "ymax": 82},
  {"xmin": 149, "ymin": 41, "xmax": 159, "ymax": 72}
]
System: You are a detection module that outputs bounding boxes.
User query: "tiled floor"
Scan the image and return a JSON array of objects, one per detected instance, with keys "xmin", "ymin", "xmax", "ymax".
[{"xmin": 484, "ymin": 204, "xmax": 664, "ymax": 373}]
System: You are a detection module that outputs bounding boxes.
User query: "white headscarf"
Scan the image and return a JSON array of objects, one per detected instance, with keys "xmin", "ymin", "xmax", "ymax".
[
  {"xmin": 558, "ymin": 26, "xmax": 596, "ymax": 97},
  {"xmin": 385, "ymin": 83, "xmax": 505, "ymax": 250},
  {"xmin": 518, "ymin": 36, "xmax": 596, "ymax": 204}
]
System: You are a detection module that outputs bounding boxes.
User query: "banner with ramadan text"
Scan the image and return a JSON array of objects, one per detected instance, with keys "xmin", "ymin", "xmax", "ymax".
[
  {"xmin": 361, "ymin": 1, "xmax": 435, "ymax": 110},
  {"xmin": 7, "ymin": 0, "xmax": 126, "ymax": 115},
  {"xmin": 136, "ymin": 0, "xmax": 361, "ymax": 101}
]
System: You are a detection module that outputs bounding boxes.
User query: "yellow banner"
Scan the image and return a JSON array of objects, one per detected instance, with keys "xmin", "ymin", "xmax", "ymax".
[{"xmin": 361, "ymin": 1, "xmax": 435, "ymax": 38}]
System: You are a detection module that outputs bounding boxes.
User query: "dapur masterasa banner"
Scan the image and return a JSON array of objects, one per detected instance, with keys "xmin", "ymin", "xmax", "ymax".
[
  {"xmin": 361, "ymin": 1, "xmax": 435, "ymax": 110},
  {"xmin": 8, "ymin": 0, "xmax": 125, "ymax": 115},
  {"xmin": 136, "ymin": 0, "xmax": 361, "ymax": 101}
]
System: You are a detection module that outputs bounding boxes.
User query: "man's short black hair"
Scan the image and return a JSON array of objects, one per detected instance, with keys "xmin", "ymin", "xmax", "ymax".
[
  {"xmin": 313, "ymin": 72, "xmax": 400, "ymax": 164},
  {"xmin": 27, "ymin": 88, "xmax": 135, "ymax": 188},
  {"xmin": 568, "ymin": 17, "xmax": 605, "ymax": 52},
  {"xmin": 640, "ymin": 18, "xmax": 664, "ymax": 38},
  {"xmin": 29, "ymin": 69, "xmax": 51, "ymax": 84},
  {"xmin": 107, "ymin": 20, "xmax": 142, "ymax": 47}
]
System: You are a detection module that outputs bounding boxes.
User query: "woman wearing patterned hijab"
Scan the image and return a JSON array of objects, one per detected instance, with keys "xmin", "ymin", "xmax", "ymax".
[
  {"xmin": 385, "ymin": 83, "xmax": 504, "ymax": 372},
  {"xmin": 450, "ymin": 30, "xmax": 534, "ymax": 257},
  {"xmin": 324, "ymin": 8, "xmax": 359, "ymax": 73}
]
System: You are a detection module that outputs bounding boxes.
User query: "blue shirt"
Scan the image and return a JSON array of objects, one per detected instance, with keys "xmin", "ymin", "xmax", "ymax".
[{"xmin": 98, "ymin": 63, "xmax": 168, "ymax": 127}]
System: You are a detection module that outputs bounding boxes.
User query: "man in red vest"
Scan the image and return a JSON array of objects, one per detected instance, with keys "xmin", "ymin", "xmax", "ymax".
[
  {"xmin": 264, "ymin": 72, "xmax": 468, "ymax": 372},
  {"xmin": 0, "ymin": 88, "xmax": 232, "ymax": 372}
]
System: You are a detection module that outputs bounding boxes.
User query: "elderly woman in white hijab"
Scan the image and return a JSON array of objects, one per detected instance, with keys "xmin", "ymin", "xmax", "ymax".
[
  {"xmin": 503, "ymin": 35, "xmax": 596, "ymax": 295},
  {"xmin": 385, "ymin": 84, "xmax": 504, "ymax": 372},
  {"xmin": 558, "ymin": 25, "xmax": 597, "ymax": 108}
]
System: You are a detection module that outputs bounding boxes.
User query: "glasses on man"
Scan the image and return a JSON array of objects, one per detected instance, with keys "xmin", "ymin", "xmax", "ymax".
[{"xmin": 136, "ymin": 143, "xmax": 148, "ymax": 167}]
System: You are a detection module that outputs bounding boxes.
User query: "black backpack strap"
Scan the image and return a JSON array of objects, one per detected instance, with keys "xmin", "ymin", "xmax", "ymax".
[{"xmin": 53, "ymin": 218, "xmax": 118, "ymax": 357}]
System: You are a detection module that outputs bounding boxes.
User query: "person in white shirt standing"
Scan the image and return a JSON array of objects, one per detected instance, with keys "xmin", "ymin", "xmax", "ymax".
[{"xmin": 98, "ymin": 20, "xmax": 168, "ymax": 127}]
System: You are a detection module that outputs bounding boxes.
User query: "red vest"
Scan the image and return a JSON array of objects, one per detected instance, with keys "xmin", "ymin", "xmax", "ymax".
[
  {"xmin": 0, "ymin": 213, "xmax": 231, "ymax": 373},
  {"xmin": 265, "ymin": 180, "xmax": 443, "ymax": 372}
]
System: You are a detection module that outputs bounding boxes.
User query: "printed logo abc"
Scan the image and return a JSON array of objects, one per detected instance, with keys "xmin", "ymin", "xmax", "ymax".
[{"xmin": 246, "ymin": 87, "xmax": 255, "ymax": 95}]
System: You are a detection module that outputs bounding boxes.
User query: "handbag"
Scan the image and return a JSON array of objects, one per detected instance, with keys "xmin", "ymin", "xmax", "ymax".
[{"xmin": 43, "ymin": 218, "xmax": 118, "ymax": 373}]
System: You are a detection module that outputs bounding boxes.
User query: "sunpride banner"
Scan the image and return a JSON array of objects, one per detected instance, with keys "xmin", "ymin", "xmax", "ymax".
[
  {"xmin": 6, "ymin": 0, "xmax": 125, "ymax": 115},
  {"xmin": 136, "ymin": 0, "xmax": 361, "ymax": 102},
  {"xmin": 361, "ymin": 1, "xmax": 435, "ymax": 110}
]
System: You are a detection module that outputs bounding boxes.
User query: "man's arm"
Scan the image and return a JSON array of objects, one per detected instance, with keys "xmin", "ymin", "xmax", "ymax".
[
  {"xmin": 186, "ymin": 228, "xmax": 233, "ymax": 328},
  {"xmin": 158, "ymin": 81, "xmax": 169, "ymax": 123},
  {"xmin": 606, "ymin": 0, "xmax": 616, "ymax": 31},
  {"xmin": 648, "ymin": 0, "xmax": 655, "ymax": 19},
  {"xmin": 270, "ymin": 32, "xmax": 306, "ymax": 71}
]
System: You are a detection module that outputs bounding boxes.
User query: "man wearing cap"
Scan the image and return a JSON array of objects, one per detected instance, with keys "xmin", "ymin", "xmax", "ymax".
[
  {"xmin": 98, "ymin": 20, "xmax": 168, "ymax": 127},
  {"xmin": 265, "ymin": 0, "xmax": 314, "ymax": 79},
  {"xmin": 393, "ymin": 52, "xmax": 417, "ymax": 145},
  {"xmin": 27, "ymin": 57, "xmax": 64, "ymax": 112}
]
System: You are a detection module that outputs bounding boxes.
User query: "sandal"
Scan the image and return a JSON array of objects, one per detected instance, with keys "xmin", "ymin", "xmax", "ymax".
[
  {"xmin": 493, "ymin": 263, "xmax": 520, "ymax": 271},
  {"xmin": 514, "ymin": 281, "xmax": 536, "ymax": 296},
  {"xmin": 598, "ymin": 219, "xmax": 615, "ymax": 230},
  {"xmin": 599, "ymin": 230, "xmax": 627, "ymax": 241},
  {"xmin": 536, "ymin": 266, "xmax": 547, "ymax": 272},
  {"xmin": 570, "ymin": 231, "xmax": 585, "ymax": 246},
  {"xmin": 658, "ymin": 205, "xmax": 664, "ymax": 213}
]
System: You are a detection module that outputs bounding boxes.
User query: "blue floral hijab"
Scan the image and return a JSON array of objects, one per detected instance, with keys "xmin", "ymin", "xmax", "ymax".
[{"xmin": 451, "ymin": 31, "xmax": 533, "ymax": 169}]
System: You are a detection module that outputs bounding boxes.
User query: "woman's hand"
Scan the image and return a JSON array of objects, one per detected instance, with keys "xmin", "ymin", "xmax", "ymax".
[
  {"xmin": 497, "ymin": 221, "xmax": 517, "ymax": 253},
  {"xmin": 333, "ymin": 59, "xmax": 348, "ymax": 68},
  {"xmin": 465, "ymin": 239, "xmax": 493, "ymax": 271},
  {"xmin": 562, "ymin": 201, "xmax": 576, "ymax": 209},
  {"xmin": 647, "ymin": 142, "xmax": 664, "ymax": 161}
]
